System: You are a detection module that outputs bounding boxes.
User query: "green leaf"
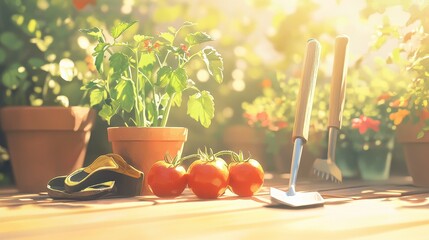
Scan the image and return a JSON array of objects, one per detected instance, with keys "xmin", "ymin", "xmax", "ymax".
[
  {"xmin": 1, "ymin": 64, "xmax": 27, "ymax": 89},
  {"xmin": 94, "ymin": 42, "xmax": 109, "ymax": 53},
  {"xmin": 172, "ymin": 91, "xmax": 182, "ymax": 107},
  {"xmin": 99, "ymin": 101, "xmax": 119, "ymax": 125},
  {"xmin": 109, "ymin": 53, "xmax": 129, "ymax": 74},
  {"xmin": 0, "ymin": 32, "xmax": 23, "ymax": 50},
  {"xmin": 417, "ymin": 131, "xmax": 425, "ymax": 139},
  {"xmin": 167, "ymin": 68, "xmax": 187, "ymax": 95},
  {"xmin": 111, "ymin": 21, "xmax": 137, "ymax": 40},
  {"xmin": 95, "ymin": 51, "xmax": 104, "ymax": 73},
  {"xmin": 89, "ymin": 88, "xmax": 104, "ymax": 107},
  {"xmin": 138, "ymin": 52, "xmax": 156, "ymax": 83},
  {"xmin": 159, "ymin": 32, "xmax": 175, "ymax": 44},
  {"xmin": 185, "ymin": 32, "xmax": 212, "ymax": 46},
  {"xmin": 146, "ymin": 100, "xmax": 158, "ymax": 125},
  {"xmin": 201, "ymin": 47, "xmax": 223, "ymax": 83},
  {"xmin": 187, "ymin": 90, "xmax": 214, "ymax": 128},
  {"xmin": 114, "ymin": 79, "xmax": 135, "ymax": 113},
  {"xmin": 80, "ymin": 27, "xmax": 103, "ymax": 42},
  {"xmin": 157, "ymin": 66, "xmax": 172, "ymax": 87},
  {"xmin": 373, "ymin": 35, "xmax": 387, "ymax": 50},
  {"xmin": 81, "ymin": 79, "xmax": 105, "ymax": 90}
]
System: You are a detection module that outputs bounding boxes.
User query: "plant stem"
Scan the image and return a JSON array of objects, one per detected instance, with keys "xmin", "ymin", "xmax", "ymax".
[
  {"xmin": 180, "ymin": 53, "xmax": 199, "ymax": 68},
  {"xmin": 160, "ymin": 92, "xmax": 176, "ymax": 127},
  {"xmin": 134, "ymin": 49, "xmax": 143, "ymax": 126}
]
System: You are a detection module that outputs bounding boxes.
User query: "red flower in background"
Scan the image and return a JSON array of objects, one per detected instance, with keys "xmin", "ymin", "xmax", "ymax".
[
  {"xmin": 352, "ymin": 115, "xmax": 380, "ymax": 134},
  {"xmin": 243, "ymin": 113, "xmax": 256, "ymax": 126},
  {"xmin": 256, "ymin": 112, "xmax": 269, "ymax": 127},
  {"xmin": 268, "ymin": 121, "xmax": 288, "ymax": 131},
  {"xmin": 153, "ymin": 41, "xmax": 161, "ymax": 50},
  {"xmin": 244, "ymin": 112, "xmax": 287, "ymax": 132},
  {"xmin": 141, "ymin": 40, "xmax": 161, "ymax": 53},
  {"xmin": 73, "ymin": 0, "xmax": 96, "ymax": 10}
]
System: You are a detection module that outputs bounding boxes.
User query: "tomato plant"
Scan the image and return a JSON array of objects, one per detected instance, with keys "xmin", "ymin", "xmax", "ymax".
[
  {"xmin": 147, "ymin": 154, "xmax": 188, "ymax": 198},
  {"xmin": 187, "ymin": 149, "xmax": 229, "ymax": 199},
  {"xmin": 227, "ymin": 152, "xmax": 264, "ymax": 197}
]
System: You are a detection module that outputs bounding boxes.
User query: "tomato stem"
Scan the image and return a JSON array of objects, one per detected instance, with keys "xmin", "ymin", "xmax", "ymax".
[
  {"xmin": 214, "ymin": 150, "xmax": 241, "ymax": 162},
  {"xmin": 172, "ymin": 153, "xmax": 200, "ymax": 166}
]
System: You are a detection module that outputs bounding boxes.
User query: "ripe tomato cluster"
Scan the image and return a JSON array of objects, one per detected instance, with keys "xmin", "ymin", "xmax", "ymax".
[{"xmin": 147, "ymin": 149, "xmax": 264, "ymax": 199}]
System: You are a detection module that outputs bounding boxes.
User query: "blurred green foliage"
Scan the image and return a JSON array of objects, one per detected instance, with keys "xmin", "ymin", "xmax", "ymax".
[
  {"xmin": 0, "ymin": 0, "xmax": 426, "ymax": 181},
  {"xmin": 0, "ymin": 0, "xmax": 135, "ymax": 106},
  {"xmin": 369, "ymin": 2, "xmax": 429, "ymax": 138}
]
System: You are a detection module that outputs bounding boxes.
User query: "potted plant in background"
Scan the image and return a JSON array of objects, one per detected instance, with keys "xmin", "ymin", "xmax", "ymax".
[
  {"xmin": 335, "ymin": 62, "xmax": 405, "ymax": 180},
  {"xmin": 239, "ymin": 76, "xmax": 292, "ymax": 172},
  {"xmin": 371, "ymin": 3, "xmax": 429, "ymax": 186},
  {"xmin": 348, "ymin": 99, "xmax": 395, "ymax": 181},
  {"xmin": 0, "ymin": 1, "xmax": 98, "ymax": 192},
  {"xmin": 81, "ymin": 21, "xmax": 223, "ymax": 194},
  {"xmin": 236, "ymin": 73, "xmax": 327, "ymax": 176}
]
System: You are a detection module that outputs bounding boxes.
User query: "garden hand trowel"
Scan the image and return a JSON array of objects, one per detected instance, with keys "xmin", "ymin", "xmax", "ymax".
[
  {"xmin": 312, "ymin": 35, "xmax": 349, "ymax": 183},
  {"xmin": 270, "ymin": 39, "xmax": 324, "ymax": 207}
]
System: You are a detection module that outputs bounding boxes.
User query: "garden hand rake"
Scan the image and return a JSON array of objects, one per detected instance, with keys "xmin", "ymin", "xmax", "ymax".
[{"xmin": 312, "ymin": 35, "xmax": 349, "ymax": 183}]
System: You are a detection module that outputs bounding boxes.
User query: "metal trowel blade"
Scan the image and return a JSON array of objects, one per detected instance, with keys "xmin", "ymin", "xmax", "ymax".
[{"xmin": 270, "ymin": 187, "xmax": 324, "ymax": 207}]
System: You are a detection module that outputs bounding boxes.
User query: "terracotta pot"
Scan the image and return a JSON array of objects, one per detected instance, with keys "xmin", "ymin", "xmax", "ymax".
[
  {"xmin": 0, "ymin": 106, "xmax": 95, "ymax": 193},
  {"xmin": 222, "ymin": 125, "xmax": 267, "ymax": 168},
  {"xmin": 108, "ymin": 127, "xmax": 188, "ymax": 195},
  {"xmin": 397, "ymin": 121, "xmax": 429, "ymax": 187}
]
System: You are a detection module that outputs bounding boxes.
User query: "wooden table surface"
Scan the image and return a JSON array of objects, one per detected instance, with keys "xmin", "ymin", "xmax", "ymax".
[{"xmin": 1, "ymin": 174, "xmax": 429, "ymax": 240}]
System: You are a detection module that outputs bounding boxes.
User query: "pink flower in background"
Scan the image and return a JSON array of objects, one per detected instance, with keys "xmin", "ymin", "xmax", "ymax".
[{"xmin": 352, "ymin": 115, "xmax": 380, "ymax": 134}]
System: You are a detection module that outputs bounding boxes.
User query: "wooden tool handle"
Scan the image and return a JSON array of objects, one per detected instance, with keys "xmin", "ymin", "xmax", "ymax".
[
  {"xmin": 328, "ymin": 35, "xmax": 349, "ymax": 128},
  {"xmin": 292, "ymin": 39, "xmax": 321, "ymax": 142}
]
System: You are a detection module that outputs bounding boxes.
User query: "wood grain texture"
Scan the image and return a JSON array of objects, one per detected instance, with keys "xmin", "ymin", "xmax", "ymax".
[
  {"xmin": 1, "ymin": 176, "xmax": 429, "ymax": 239},
  {"xmin": 328, "ymin": 35, "xmax": 349, "ymax": 128},
  {"xmin": 293, "ymin": 39, "xmax": 320, "ymax": 142}
]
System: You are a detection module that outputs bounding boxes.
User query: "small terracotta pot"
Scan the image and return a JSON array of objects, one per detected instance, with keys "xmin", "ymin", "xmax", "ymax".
[
  {"xmin": 0, "ymin": 106, "xmax": 95, "ymax": 193},
  {"xmin": 396, "ymin": 122, "xmax": 429, "ymax": 187},
  {"xmin": 108, "ymin": 127, "xmax": 188, "ymax": 195}
]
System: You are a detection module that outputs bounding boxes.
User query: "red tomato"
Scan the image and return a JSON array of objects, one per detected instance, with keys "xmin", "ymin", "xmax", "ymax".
[
  {"xmin": 228, "ymin": 159, "xmax": 264, "ymax": 197},
  {"xmin": 147, "ymin": 161, "xmax": 187, "ymax": 198},
  {"xmin": 187, "ymin": 158, "xmax": 229, "ymax": 199}
]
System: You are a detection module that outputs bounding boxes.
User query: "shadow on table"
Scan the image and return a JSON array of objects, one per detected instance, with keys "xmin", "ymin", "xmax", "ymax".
[{"xmin": 393, "ymin": 194, "xmax": 429, "ymax": 209}]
